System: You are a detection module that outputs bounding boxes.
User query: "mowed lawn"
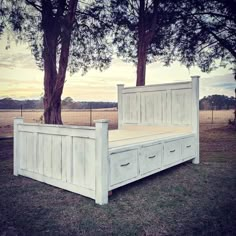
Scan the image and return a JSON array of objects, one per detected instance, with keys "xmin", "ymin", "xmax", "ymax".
[{"xmin": 0, "ymin": 125, "xmax": 236, "ymax": 235}]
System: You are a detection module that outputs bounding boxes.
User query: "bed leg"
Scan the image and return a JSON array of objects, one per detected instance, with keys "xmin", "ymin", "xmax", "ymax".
[
  {"xmin": 191, "ymin": 76, "xmax": 200, "ymax": 164},
  {"xmin": 95, "ymin": 119, "xmax": 109, "ymax": 205}
]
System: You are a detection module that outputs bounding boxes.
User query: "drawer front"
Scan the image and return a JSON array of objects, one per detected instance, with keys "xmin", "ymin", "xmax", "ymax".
[
  {"xmin": 110, "ymin": 149, "xmax": 138, "ymax": 186},
  {"xmin": 163, "ymin": 140, "xmax": 181, "ymax": 167},
  {"xmin": 182, "ymin": 137, "xmax": 196, "ymax": 160},
  {"xmin": 139, "ymin": 144, "xmax": 163, "ymax": 175}
]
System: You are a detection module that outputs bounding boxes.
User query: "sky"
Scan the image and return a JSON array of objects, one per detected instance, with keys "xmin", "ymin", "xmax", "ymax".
[{"xmin": 0, "ymin": 33, "xmax": 235, "ymax": 102}]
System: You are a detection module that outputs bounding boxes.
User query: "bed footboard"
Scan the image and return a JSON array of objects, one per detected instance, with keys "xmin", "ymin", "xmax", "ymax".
[{"xmin": 14, "ymin": 118, "xmax": 109, "ymax": 205}]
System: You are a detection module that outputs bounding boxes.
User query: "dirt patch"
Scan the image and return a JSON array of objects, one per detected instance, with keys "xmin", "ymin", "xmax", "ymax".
[{"xmin": 0, "ymin": 125, "xmax": 236, "ymax": 235}]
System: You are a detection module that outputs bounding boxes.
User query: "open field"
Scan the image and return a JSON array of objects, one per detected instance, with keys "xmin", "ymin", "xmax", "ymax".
[
  {"xmin": 0, "ymin": 109, "xmax": 234, "ymax": 137},
  {"xmin": 200, "ymin": 109, "xmax": 234, "ymax": 124},
  {"xmin": 0, "ymin": 109, "xmax": 118, "ymax": 137},
  {"xmin": 0, "ymin": 124, "xmax": 236, "ymax": 235}
]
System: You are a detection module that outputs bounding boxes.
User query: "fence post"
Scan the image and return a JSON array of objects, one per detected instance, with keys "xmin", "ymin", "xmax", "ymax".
[
  {"xmin": 90, "ymin": 103, "xmax": 92, "ymax": 126},
  {"xmin": 94, "ymin": 119, "xmax": 109, "ymax": 205},
  {"xmin": 14, "ymin": 117, "xmax": 24, "ymax": 176},
  {"xmin": 211, "ymin": 102, "xmax": 214, "ymax": 124},
  {"xmin": 20, "ymin": 105, "xmax": 23, "ymax": 117},
  {"xmin": 191, "ymin": 76, "xmax": 200, "ymax": 164}
]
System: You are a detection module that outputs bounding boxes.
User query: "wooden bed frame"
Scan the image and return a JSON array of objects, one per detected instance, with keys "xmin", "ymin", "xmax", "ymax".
[{"xmin": 14, "ymin": 76, "xmax": 199, "ymax": 205}]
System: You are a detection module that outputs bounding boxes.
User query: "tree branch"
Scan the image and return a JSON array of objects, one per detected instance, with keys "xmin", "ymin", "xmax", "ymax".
[{"xmin": 25, "ymin": 0, "xmax": 42, "ymax": 12}]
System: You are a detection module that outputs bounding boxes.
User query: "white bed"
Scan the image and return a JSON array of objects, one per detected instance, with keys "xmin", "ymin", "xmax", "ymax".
[{"xmin": 14, "ymin": 76, "xmax": 199, "ymax": 205}]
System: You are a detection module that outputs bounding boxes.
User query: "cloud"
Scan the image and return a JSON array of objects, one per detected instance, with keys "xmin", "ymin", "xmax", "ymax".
[
  {"xmin": 1, "ymin": 33, "xmax": 235, "ymax": 101},
  {"xmin": 200, "ymin": 74, "xmax": 235, "ymax": 98}
]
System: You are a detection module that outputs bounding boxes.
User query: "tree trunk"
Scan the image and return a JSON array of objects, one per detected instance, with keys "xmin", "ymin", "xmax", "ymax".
[
  {"xmin": 136, "ymin": 0, "xmax": 147, "ymax": 86},
  {"xmin": 136, "ymin": 41, "xmax": 147, "ymax": 86},
  {"xmin": 42, "ymin": 31, "xmax": 63, "ymax": 124},
  {"xmin": 41, "ymin": 0, "xmax": 78, "ymax": 124},
  {"xmin": 136, "ymin": 0, "xmax": 157, "ymax": 86}
]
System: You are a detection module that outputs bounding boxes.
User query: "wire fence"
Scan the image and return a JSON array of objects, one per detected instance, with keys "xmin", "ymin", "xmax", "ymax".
[{"xmin": 0, "ymin": 108, "xmax": 235, "ymax": 137}]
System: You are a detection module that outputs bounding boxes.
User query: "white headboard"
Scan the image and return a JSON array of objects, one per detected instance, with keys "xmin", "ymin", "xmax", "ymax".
[{"xmin": 117, "ymin": 76, "xmax": 199, "ymax": 128}]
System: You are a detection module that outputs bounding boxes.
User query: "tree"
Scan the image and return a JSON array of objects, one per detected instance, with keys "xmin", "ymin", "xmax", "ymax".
[
  {"xmin": 164, "ymin": 0, "xmax": 236, "ymax": 77},
  {"xmin": 111, "ymin": 0, "xmax": 236, "ymax": 86},
  {"xmin": 1, "ymin": 0, "xmax": 112, "ymax": 124},
  {"xmin": 110, "ymin": 0, "xmax": 177, "ymax": 86}
]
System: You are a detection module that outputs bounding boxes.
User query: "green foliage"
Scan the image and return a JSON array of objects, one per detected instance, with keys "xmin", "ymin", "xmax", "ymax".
[
  {"xmin": 110, "ymin": 0, "xmax": 177, "ymax": 65},
  {"xmin": 110, "ymin": 0, "xmax": 236, "ymax": 76},
  {"xmin": 164, "ymin": 0, "xmax": 236, "ymax": 74},
  {"xmin": 0, "ymin": 0, "xmax": 112, "ymax": 74}
]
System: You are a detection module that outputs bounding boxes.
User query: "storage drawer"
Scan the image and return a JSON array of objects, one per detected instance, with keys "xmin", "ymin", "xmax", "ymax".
[
  {"xmin": 182, "ymin": 137, "xmax": 196, "ymax": 160},
  {"xmin": 109, "ymin": 149, "xmax": 138, "ymax": 186},
  {"xmin": 139, "ymin": 143, "xmax": 162, "ymax": 175},
  {"xmin": 163, "ymin": 140, "xmax": 181, "ymax": 167}
]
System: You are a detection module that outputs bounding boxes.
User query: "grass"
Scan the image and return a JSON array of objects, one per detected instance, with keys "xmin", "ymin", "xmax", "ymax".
[{"xmin": 0, "ymin": 124, "xmax": 236, "ymax": 235}]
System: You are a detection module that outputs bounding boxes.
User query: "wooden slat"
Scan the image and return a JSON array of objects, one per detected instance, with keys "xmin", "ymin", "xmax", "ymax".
[
  {"xmin": 19, "ymin": 131, "xmax": 27, "ymax": 170},
  {"xmin": 43, "ymin": 134, "xmax": 52, "ymax": 177},
  {"xmin": 84, "ymin": 139, "xmax": 95, "ymax": 190},
  {"xmin": 65, "ymin": 136, "xmax": 73, "ymax": 183},
  {"xmin": 52, "ymin": 136, "xmax": 62, "ymax": 180},
  {"xmin": 122, "ymin": 81, "xmax": 192, "ymax": 94},
  {"xmin": 37, "ymin": 134, "xmax": 44, "ymax": 175},
  {"xmin": 18, "ymin": 124, "xmax": 96, "ymax": 139},
  {"xmin": 33, "ymin": 133, "xmax": 38, "ymax": 173},
  {"xmin": 73, "ymin": 137, "xmax": 85, "ymax": 186},
  {"xmin": 18, "ymin": 169, "xmax": 95, "ymax": 199},
  {"xmin": 25, "ymin": 133, "xmax": 33, "ymax": 172}
]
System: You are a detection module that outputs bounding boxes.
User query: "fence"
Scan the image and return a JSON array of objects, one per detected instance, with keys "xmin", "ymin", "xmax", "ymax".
[
  {"xmin": 0, "ymin": 108, "xmax": 235, "ymax": 137},
  {"xmin": 199, "ymin": 109, "xmax": 235, "ymax": 124}
]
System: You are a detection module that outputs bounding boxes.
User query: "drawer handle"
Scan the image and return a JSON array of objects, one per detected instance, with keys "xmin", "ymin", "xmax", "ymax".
[
  {"xmin": 170, "ymin": 150, "xmax": 175, "ymax": 153},
  {"xmin": 148, "ymin": 155, "xmax": 156, "ymax": 159},
  {"xmin": 186, "ymin": 145, "xmax": 191, "ymax": 148},
  {"xmin": 120, "ymin": 162, "xmax": 130, "ymax": 167}
]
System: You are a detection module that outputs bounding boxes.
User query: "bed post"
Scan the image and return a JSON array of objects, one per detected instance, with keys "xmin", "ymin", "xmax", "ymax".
[
  {"xmin": 117, "ymin": 84, "xmax": 124, "ymax": 129},
  {"xmin": 95, "ymin": 119, "xmax": 109, "ymax": 205},
  {"xmin": 14, "ymin": 117, "xmax": 24, "ymax": 176},
  {"xmin": 191, "ymin": 76, "xmax": 200, "ymax": 164}
]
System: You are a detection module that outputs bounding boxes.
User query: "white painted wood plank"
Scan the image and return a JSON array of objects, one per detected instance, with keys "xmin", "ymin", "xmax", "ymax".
[
  {"xmin": 122, "ymin": 81, "xmax": 192, "ymax": 94},
  {"xmin": 162, "ymin": 91, "xmax": 167, "ymax": 124},
  {"xmin": 37, "ymin": 134, "xmax": 44, "ymax": 175},
  {"xmin": 19, "ymin": 131, "xmax": 27, "ymax": 170},
  {"xmin": 25, "ymin": 133, "xmax": 34, "ymax": 172},
  {"xmin": 61, "ymin": 136, "xmax": 67, "ymax": 182},
  {"xmin": 18, "ymin": 124, "xmax": 96, "ymax": 139},
  {"xmin": 191, "ymin": 76, "xmax": 200, "ymax": 164},
  {"xmin": 84, "ymin": 139, "xmax": 95, "ymax": 190},
  {"xmin": 117, "ymin": 84, "xmax": 124, "ymax": 128},
  {"xmin": 33, "ymin": 133, "xmax": 38, "ymax": 173},
  {"xmin": 18, "ymin": 169, "xmax": 95, "ymax": 199},
  {"xmin": 73, "ymin": 137, "xmax": 85, "ymax": 186},
  {"xmin": 166, "ymin": 90, "xmax": 172, "ymax": 124},
  {"xmin": 13, "ymin": 118, "xmax": 23, "ymax": 175},
  {"xmin": 52, "ymin": 135, "xmax": 62, "ymax": 180},
  {"xmin": 43, "ymin": 134, "xmax": 52, "ymax": 177},
  {"xmin": 65, "ymin": 136, "xmax": 73, "ymax": 183},
  {"xmin": 153, "ymin": 92, "xmax": 162, "ymax": 124},
  {"xmin": 95, "ymin": 120, "xmax": 109, "ymax": 205}
]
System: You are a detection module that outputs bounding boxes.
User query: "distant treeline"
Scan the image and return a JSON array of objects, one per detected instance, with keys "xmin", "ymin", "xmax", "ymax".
[
  {"xmin": 200, "ymin": 95, "xmax": 235, "ymax": 110},
  {"xmin": 0, "ymin": 97, "xmax": 117, "ymax": 110},
  {"xmin": 1, "ymin": 95, "xmax": 235, "ymax": 110}
]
